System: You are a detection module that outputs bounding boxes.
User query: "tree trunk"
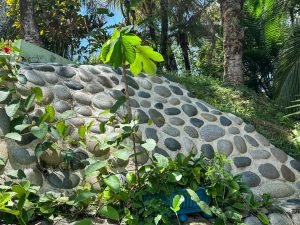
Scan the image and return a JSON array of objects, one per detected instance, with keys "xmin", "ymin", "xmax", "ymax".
[
  {"xmin": 177, "ymin": 32, "xmax": 191, "ymax": 72},
  {"xmin": 19, "ymin": 0, "xmax": 43, "ymax": 46},
  {"xmin": 206, "ymin": 16, "xmax": 216, "ymax": 65},
  {"xmin": 219, "ymin": 0, "xmax": 244, "ymax": 85},
  {"xmin": 143, "ymin": 0, "xmax": 157, "ymax": 50},
  {"xmin": 160, "ymin": 0, "xmax": 171, "ymax": 71}
]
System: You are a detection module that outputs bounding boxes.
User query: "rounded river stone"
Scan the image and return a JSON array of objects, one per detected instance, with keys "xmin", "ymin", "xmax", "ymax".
[
  {"xmin": 244, "ymin": 135, "xmax": 259, "ymax": 147},
  {"xmin": 234, "ymin": 136, "xmax": 247, "ymax": 153},
  {"xmin": 164, "ymin": 107, "xmax": 181, "ymax": 115},
  {"xmin": 128, "ymin": 87, "xmax": 135, "ymax": 96},
  {"xmin": 200, "ymin": 125, "xmax": 225, "ymax": 142},
  {"xmin": 10, "ymin": 148, "xmax": 36, "ymax": 166},
  {"xmin": 123, "ymin": 76, "xmax": 139, "ymax": 90},
  {"xmin": 154, "ymin": 103, "xmax": 163, "ymax": 109},
  {"xmin": 269, "ymin": 213, "xmax": 293, "ymax": 225},
  {"xmin": 154, "ymin": 97, "xmax": 168, "ymax": 103},
  {"xmin": 180, "ymin": 96, "xmax": 192, "ymax": 103},
  {"xmin": 150, "ymin": 76, "xmax": 163, "ymax": 84},
  {"xmin": 70, "ymin": 150, "xmax": 89, "ymax": 170},
  {"xmin": 110, "ymin": 76, "xmax": 119, "ymax": 85},
  {"xmin": 164, "ymin": 138, "xmax": 181, "ymax": 151},
  {"xmin": 244, "ymin": 124, "xmax": 255, "ymax": 133},
  {"xmin": 24, "ymin": 70, "xmax": 45, "ymax": 86},
  {"xmin": 54, "ymin": 100, "xmax": 72, "ymax": 113},
  {"xmin": 195, "ymin": 102, "xmax": 209, "ymax": 112},
  {"xmin": 78, "ymin": 68, "xmax": 93, "ymax": 82},
  {"xmin": 149, "ymin": 109, "xmax": 165, "ymax": 127},
  {"xmin": 129, "ymin": 99, "xmax": 140, "ymax": 108},
  {"xmin": 54, "ymin": 85, "xmax": 72, "ymax": 100},
  {"xmin": 169, "ymin": 98, "xmax": 181, "ymax": 105},
  {"xmin": 64, "ymin": 80, "xmax": 84, "ymax": 90},
  {"xmin": 86, "ymin": 83, "xmax": 104, "ymax": 94},
  {"xmin": 182, "ymin": 104, "xmax": 198, "ymax": 117},
  {"xmin": 93, "ymin": 93, "xmax": 114, "ymax": 109},
  {"xmin": 184, "ymin": 126, "xmax": 199, "ymax": 138},
  {"xmin": 270, "ymin": 147, "xmax": 287, "ymax": 163},
  {"xmin": 77, "ymin": 106, "xmax": 93, "ymax": 116},
  {"xmin": 290, "ymin": 160, "xmax": 300, "ymax": 172},
  {"xmin": 201, "ymin": 113, "xmax": 217, "ymax": 122},
  {"xmin": 33, "ymin": 64, "xmax": 55, "ymax": 72},
  {"xmin": 241, "ymin": 171, "xmax": 261, "ymax": 187},
  {"xmin": 162, "ymin": 125, "xmax": 180, "ymax": 137},
  {"xmin": 169, "ymin": 85, "xmax": 183, "ymax": 95},
  {"xmin": 145, "ymin": 128, "xmax": 158, "ymax": 142},
  {"xmin": 217, "ymin": 139, "xmax": 233, "ymax": 156},
  {"xmin": 138, "ymin": 91, "xmax": 151, "ymax": 98},
  {"xmin": 220, "ymin": 116, "xmax": 232, "ymax": 126},
  {"xmin": 254, "ymin": 133, "xmax": 270, "ymax": 146},
  {"xmin": 74, "ymin": 93, "xmax": 92, "ymax": 105},
  {"xmin": 281, "ymin": 165, "xmax": 296, "ymax": 182},
  {"xmin": 0, "ymin": 108, "xmax": 10, "ymax": 135},
  {"xmin": 109, "ymin": 90, "xmax": 124, "ymax": 99},
  {"xmin": 153, "ymin": 147, "xmax": 170, "ymax": 157},
  {"xmin": 47, "ymin": 171, "xmax": 80, "ymax": 189},
  {"xmin": 250, "ymin": 150, "xmax": 271, "ymax": 159},
  {"xmin": 154, "ymin": 86, "xmax": 172, "ymax": 98},
  {"xmin": 233, "ymin": 157, "xmax": 252, "ymax": 168},
  {"xmin": 211, "ymin": 110, "xmax": 222, "ymax": 115},
  {"xmin": 201, "ymin": 144, "xmax": 215, "ymax": 159},
  {"xmin": 97, "ymin": 76, "xmax": 113, "ymax": 88},
  {"xmin": 190, "ymin": 118, "xmax": 204, "ymax": 128},
  {"xmin": 139, "ymin": 78, "xmax": 152, "ymax": 90},
  {"xmin": 56, "ymin": 66, "xmax": 76, "ymax": 78},
  {"xmin": 169, "ymin": 117, "xmax": 185, "ymax": 126},
  {"xmin": 41, "ymin": 87, "xmax": 54, "ymax": 104},
  {"xmin": 228, "ymin": 127, "xmax": 240, "ymax": 134},
  {"xmin": 258, "ymin": 163, "xmax": 280, "ymax": 179},
  {"xmin": 183, "ymin": 137, "xmax": 197, "ymax": 153},
  {"xmin": 43, "ymin": 72, "xmax": 59, "ymax": 84},
  {"xmin": 260, "ymin": 182, "xmax": 295, "ymax": 198},
  {"xmin": 137, "ymin": 109, "xmax": 150, "ymax": 124},
  {"xmin": 140, "ymin": 100, "xmax": 151, "ymax": 108}
]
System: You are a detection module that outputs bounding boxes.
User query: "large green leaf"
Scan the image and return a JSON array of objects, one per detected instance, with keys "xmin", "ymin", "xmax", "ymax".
[
  {"xmin": 112, "ymin": 149, "xmax": 131, "ymax": 161},
  {"xmin": 186, "ymin": 188, "xmax": 212, "ymax": 216},
  {"xmin": 74, "ymin": 191, "xmax": 96, "ymax": 203},
  {"xmin": 5, "ymin": 133, "xmax": 22, "ymax": 141},
  {"xmin": 31, "ymin": 123, "xmax": 48, "ymax": 139},
  {"xmin": 74, "ymin": 218, "xmax": 92, "ymax": 225},
  {"xmin": 5, "ymin": 102, "xmax": 20, "ymax": 117},
  {"xmin": 121, "ymin": 36, "xmax": 136, "ymax": 64},
  {"xmin": 85, "ymin": 160, "xmax": 108, "ymax": 177},
  {"xmin": 170, "ymin": 195, "xmax": 184, "ymax": 213},
  {"xmin": 98, "ymin": 206, "xmax": 119, "ymax": 220},
  {"xmin": 141, "ymin": 139, "xmax": 156, "ymax": 151},
  {"xmin": 32, "ymin": 87, "xmax": 43, "ymax": 103},
  {"xmin": 0, "ymin": 90, "xmax": 10, "ymax": 102},
  {"xmin": 104, "ymin": 175, "xmax": 120, "ymax": 193}
]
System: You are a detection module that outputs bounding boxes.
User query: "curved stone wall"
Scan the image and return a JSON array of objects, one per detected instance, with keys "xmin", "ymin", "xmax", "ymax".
[{"xmin": 0, "ymin": 63, "xmax": 300, "ymax": 205}]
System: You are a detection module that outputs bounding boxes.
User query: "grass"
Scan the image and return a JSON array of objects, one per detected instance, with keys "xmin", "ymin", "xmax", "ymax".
[{"xmin": 166, "ymin": 73, "xmax": 300, "ymax": 159}]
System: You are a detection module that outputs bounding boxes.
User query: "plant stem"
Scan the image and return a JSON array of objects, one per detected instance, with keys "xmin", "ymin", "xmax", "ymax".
[{"xmin": 122, "ymin": 63, "xmax": 132, "ymax": 120}]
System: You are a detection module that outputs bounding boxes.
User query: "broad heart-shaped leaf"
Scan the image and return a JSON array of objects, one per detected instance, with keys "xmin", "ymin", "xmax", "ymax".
[
  {"xmin": 5, "ymin": 102, "xmax": 20, "ymax": 117},
  {"xmin": 32, "ymin": 87, "xmax": 43, "ymax": 103},
  {"xmin": 153, "ymin": 153, "xmax": 169, "ymax": 168},
  {"xmin": 85, "ymin": 160, "xmax": 108, "ymax": 177},
  {"xmin": 141, "ymin": 139, "xmax": 156, "ymax": 151},
  {"xmin": 106, "ymin": 39, "xmax": 123, "ymax": 68},
  {"xmin": 74, "ymin": 191, "xmax": 96, "ymax": 203},
  {"xmin": 130, "ymin": 45, "xmax": 164, "ymax": 76},
  {"xmin": 5, "ymin": 133, "xmax": 22, "ymax": 141},
  {"xmin": 99, "ymin": 206, "xmax": 120, "ymax": 220},
  {"xmin": 121, "ymin": 35, "xmax": 136, "ymax": 64},
  {"xmin": 112, "ymin": 149, "xmax": 131, "ymax": 161},
  {"xmin": 0, "ymin": 90, "xmax": 10, "ymax": 102},
  {"xmin": 100, "ymin": 41, "xmax": 110, "ymax": 62},
  {"xmin": 0, "ymin": 193, "xmax": 12, "ymax": 206},
  {"xmin": 31, "ymin": 123, "xmax": 48, "ymax": 139},
  {"xmin": 171, "ymin": 195, "xmax": 185, "ymax": 213},
  {"xmin": 104, "ymin": 175, "xmax": 120, "ymax": 193},
  {"xmin": 154, "ymin": 215, "xmax": 162, "ymax": 225},
  {"xmin": 186, "ymin": 188, "xmax": 212, "ymax": 216},
  {"xmin": 74, "ymin": 218, "xmax": 92, "ymax": 225}
]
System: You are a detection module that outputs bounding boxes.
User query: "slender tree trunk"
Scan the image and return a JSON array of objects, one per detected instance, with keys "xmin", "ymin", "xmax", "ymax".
[
  {"xmin": 144, "ymin": 0, "xmax": 157, "ymax": 50},
  {"xmin": 219, "ymin": 0, "xmax": 244, "ymax": 85},
  {"xmin": 206, "ymin": 16, "xmax": 216, "ymax": 65},
  {"xmin": 177, "ymin": 32, "xmax": 191, "ymax": 72},
  {"xmin": 160, "ymin": 0, "xmax": 171, "ymax": 71},
  {"xmin": 19, "ymin": 0, "xmax": 43, "ymax": 46}
]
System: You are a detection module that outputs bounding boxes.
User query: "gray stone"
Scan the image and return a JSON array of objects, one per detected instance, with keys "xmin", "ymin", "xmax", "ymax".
[
  {"xmin": 250, "ymin": 150, "xmax": 271, "ymax": 159},
  {"xmin": 129, "ymin": 99, "xmax": 140, "ymax": 108},
  {"xmin": 43, "ymin": 72, "xmax": 59, "ymax": 84},
  {"xmin": 291, "ymin": 160, "xmax": 300, "ymax": 172},
  {"xmin": 149, "ymin": 109, "xmax": 165, "ymax": 127},
  {"xmin": 154, "ymin": 103, "xmax": 163, "ymax": 109},
  {"xmin": 269, "ymin": 213, "xmax": 293, "ymax": 225},
  {"xmin": 47, "ymin": 171, "xmax": 80, "ymax": 189},
  {"xmin": 201, "ymin": 144, "xmax": 215, "ymax": 159},
  {"xmin": 0, "ymin": 108, "xmax": 10, "ymax": 135},
  {"xmin": 18, "ymin": 133, "xmax": 37, "ymax": 145},
  {"xmin": 54, "ymin": 85, "xmax": 72, "ymax": 100},
  {"xmin": 110, "ymin": 76, "xmax": 119, "ymax": 85},
  {"xmin": 233, "ymin": 157, "xmax": 252, "ymax": 168},
  {"xmin": 138, "ymin": 91, "xmax": 151, "ymax": 98},
  {"xmin": 153, "ymin": 147, "xmax": 170, "ymax": 157},
  {"xmin": 292, "ymin": 214, "xmax": 300, "ymax": 225},
  {"xmin": 74, "ymin": 93, "xmax": 92, "ymax": 105},
  {"xmin": 93, "ymin": 93, "xmax": 114, "ymax": 109},
  {"xmin": 244, "ymin": 216, "xmax": 263, "ymax": 225},
  {"xmin": 187, "ymin": 92, "xmax": 195, "ymax": 98},
  {"xmin": 164, "ymin": 107, "xmax": 181, "ymax": 115},
  {"xmin": 227, "ymin": 113, "xmax": 243, "ymax": 125},
  {"xmin": 154, "ymin": 97, "xmax": 168, "ymax": 103},
  {"xmin": 86, "ymin": 83, "xmax": 104, "ymax": 94},
  {"xmin": 228, "ymin": 127, "xmax": 240, "ymax": 134},
  {"xmin": 281, "ymin": 165, "xmax": 296, "ymax": 182},
  {"xmin": 78, "ymin": 68, "xmax": 93, "ymax": 82},
  {"xmin": 180, "ymin": 96, "xmax": 192, "ymax": 103},
  {"xmin": 169, "ymin": 98, "xmax": 181, "ymax": 105},
  {"xmin": 184, "ymin": 126, "xmax": 199, "ymax": 138},
  {"xmin": 244, "ymin": 135, "xmax": 259, "ymax": 147},
  {"xmin": 97, "ymin": 76, "xmax": 114, "ymax": 88},
  {"xmin": 169, "ymin": 117, "xmax": 185, "ymax": 126},
  {"xmin": 201, "ymin": 113, "xmax": 217, "ymax": 122},
  {"xmin": 33, "ymin": 64, "xmax": 55, "ymax": 72},
  {"xmin": 123, "ymin": 76, "xmax": 139, "ymax": 89},
  {"xmin": 56, "ymin": 66, "xmax": 76, "ymax": 78},
  {"xmin": 77, "ymin": 106, "xmax": 92, "ymax": 116},
  {"xmin": 220, "ymin": 116, "xmax": 232, "ymax": 126},
  {"xmin": 190, "ymin": 118, "xmax": 204, "ymax": 128},
  {"xmin": 145, "ymin": 128, "xmax": 158, "ymax": 142},
  {"xmin": 183, "ymin": 137, "xmax": 197, "ymax": 153},
  {"xmin": 150, "ymin": 76, "xmax": 163, "ymax": 84},
  {"xmin": 200, "ymin": 125, "xmax": 225, "ymax": 142},
  {"xmin": 108, "ymin": 90, "xmax": 124, "ymax": 99},
  {"xmin": 244, "ymin": 124, "xmax": 255, "ymax": 133},
  {"xmin": 68, "ymin": 118, "xmax": 85, "ymax": 127},
  {"xmin": 140, "ymin": 100, "xmax": 151, "ymax": 108},
  {"xmin": 41, "ymin": 87, "xmax": 54, "ymax": 104},
  {"xmin": 234, "ymin": 136, "xmax": 247, "ymax": 153},
  {"xmin": 254, "ymin": 133, "xmax": 270, "ymax": 146},
  {"xmin": 64, "ymin": 80, "xmax": 84, "ymax": 90},
  {"xmin": 182, "ymin": 104, "xmax": 198, "ymax": 117},
  {"xmin": 136, "ymin": 146, "xmax": 150, "ymax": 165},
  {"xmin": 258, "ymin": 163, "xmax": 280, "ymax": 179},
  {"xmin": 137, "ymin": 109, "xmax": 150, "ymax": 124},
  {"xmin": 139, "ymin": 78, "xmax": 152, "ymax": 90},
  {"xmin": 24, "ymin": 168, "xmax": 43, "ymax": 186},
  {"xmin": 169, "ymin": 85, "xmax": 183, "ymax": 95},
  {"xmin": 54, "ymin": 101, "xmax": 72, "ymax": 113},
  {"xmin": 270, "ymin": 147, "xmax": 287, "ymax": 163},
  {"xmin": 9, "ymin": 148, "xmax": 36, "ymax": 166},
  {"xmin": 70, "ymin": 150, "xmax": 89, "ymax": 170},
  {"xmin": 195, "ymin": 102, "xmax": 209, "ymax": 112},
  {"xmin": 24, "ymin": 70, "xmax": 45, "ymax": 86},
  {"xmin": 128, "ymin": 87, "xmax": 135, "ymax": 96},
  {"xmin": 164, "ymin": 138, "xmax": 181, "ymax": 151},
  {"xmin": 154, "ymin": 86, "xmax": 172, "ymax": 98},
  {"xmin": 211, "ymin": 110, "xmax": 222, "ymax": 115},
  {"xmin": 163, "ymin": 125, "xmax": 180, "ymax": 137},
  {"xmin": 217, "ymin": 139, "xmax": 233, "ymax": 156},
  {"xmin": 260, "ymin": 182, "xmax": 295, "ymax": 198},
  {"xmin": 241, "ymin": 172, "xmax": 261, "ymax": 188}
]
